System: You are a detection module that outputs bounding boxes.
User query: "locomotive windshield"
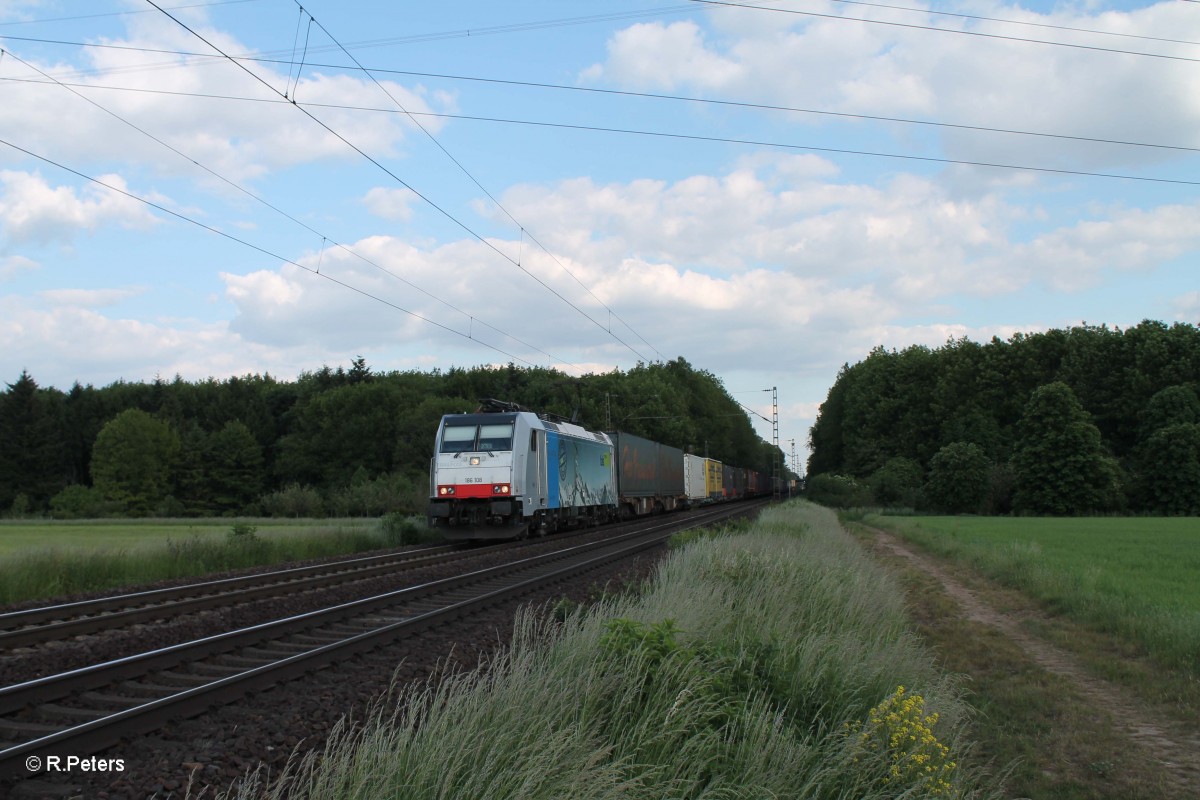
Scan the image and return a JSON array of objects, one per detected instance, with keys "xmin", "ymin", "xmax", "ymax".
[{"xmin": 439, "ymin": 422, "xmax": 514, "ymax": 453}]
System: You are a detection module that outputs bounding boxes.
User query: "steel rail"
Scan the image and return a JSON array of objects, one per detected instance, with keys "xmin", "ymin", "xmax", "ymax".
[
  {"xmin": 0, "ymin": 543, "xmax": 465, "ymax": 649},
  {"xmin": 0, "ymin": 500, "xmax": 763, "ymax": 773},
  {"xmin": 0, "ymin": 503, "xmax": 738, "ymax": 650}
]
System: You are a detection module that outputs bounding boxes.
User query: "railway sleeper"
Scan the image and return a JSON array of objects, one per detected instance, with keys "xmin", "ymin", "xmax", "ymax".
[
  {"xmin": 439, "ymin": 591, "xmax": 480, "ymax": 602},
  {"xmin": 241, "ymin": 645, "xmax": 309, "ymax": 659},
  {"xmin": 155, "ymin": 670, "xmax": 220, "ymax": 686},
  {"xmin": 326, "ymin": 623, "xmax": 378, "ymax": 635},
  {"xmin": 289, "ymin": 632, "xmax": 346, "ymax": 645},
  {"xmin": 80, "ymin": 691, "xmax": 161, "ymax": 707},
  {"xmin": 218, "ymin": 654, "xmax": 282, "ymax": 668},
  {"xmin": 398, "ymin": 603, "xmax": 440, "ymax": 615},
  {"xmin": 0, "ymin": 717, "xmax": 60, "ymax": 736},
  {"xmin": 255, "ymin": 641, "xmax": 313, "ymax": 653},
  {"xmin": 37, "ymin": 703, "xmax": 111, "ymax": 722},
  {"xmin": 188, "ymin": 662, "xmax": 253, "ymax": 677},
  {"xmin": 119, "ymin": 680, "xmax": 193, "ymax": 696}
]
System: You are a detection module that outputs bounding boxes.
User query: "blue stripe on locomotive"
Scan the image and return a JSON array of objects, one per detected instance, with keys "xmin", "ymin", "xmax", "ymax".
[
  {"xmin": 547, "ymin": 431, "xmax": 560, "ymax": 509},
  {"xmin": 546, "ymin": 430, "xmax": 614, "ymax": 510}
]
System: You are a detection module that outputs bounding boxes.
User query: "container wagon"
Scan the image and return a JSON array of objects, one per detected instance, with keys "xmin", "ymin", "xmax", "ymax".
[
  {"xmin": 609, "ymin": 431, "xmax": 686, "ymax": 517},
  {"xmin": 705, "ymin": 458, "xmax": 723, "ymax": 501},
  {"xmin": 683, "ymin": 453, "xmax": 708, "ymax": 506}
]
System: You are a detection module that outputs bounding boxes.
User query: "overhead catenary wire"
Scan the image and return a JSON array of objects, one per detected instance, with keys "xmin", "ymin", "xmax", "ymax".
[
  {"xmin": 0, "ymin": 45, "xmax": 582, "ymax": 374},
  {"xmin": 0, "ymin": 0, "xmax": 265, "ymax": 28},
  {"xmin": 686, "ymin": 0, "xmax": 1200, "ymax": 64},
  {"xmin": 7, "ymin": 0, "xmax": 1197, "ymax": 64},
  {"xmin": 394, "ymin": 110, "xmax": 1200, "ymax": 187},
  {"xmin": 0, "ymin": 136, "xmax": 543, "ymax": 369},
  {"xmin": 143, "ymin": 0, "xmax": 657, "ymax": 365},
  {"xmin": 822, "ymin": 0, "xmax": 1200, "ymax": 49},
  {"xmin": 7, "ymin": 70, "xmax": 1195, "ymax": 187},
  {"xmin": 4, "ymin": 38, "xmax": 1198, "ymax": 159},
  {"xmin": 289, "ymin": 2, "xmax": 665, "ymax": 362}
]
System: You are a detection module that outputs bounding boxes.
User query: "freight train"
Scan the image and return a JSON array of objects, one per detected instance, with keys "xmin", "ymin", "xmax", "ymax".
[{"xmin": 427, "ymin": 399, "xmax": 773, "ymax": 541}]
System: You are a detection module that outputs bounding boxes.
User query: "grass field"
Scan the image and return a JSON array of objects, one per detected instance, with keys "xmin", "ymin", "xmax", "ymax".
[
  {"xmin": 868, "ymin": 515, "xmax": 1200, "ymax": 675},
  {"xmin": 229, "ymin": 501, "xmax": 1001, "ymax": 800},
  {"xmin": 0, "ymin": 517, "xmax": 376, "ymax": 556},
  {"xmin": 0, "ymin": 516, "xmax": 430, "ymax": 606}
]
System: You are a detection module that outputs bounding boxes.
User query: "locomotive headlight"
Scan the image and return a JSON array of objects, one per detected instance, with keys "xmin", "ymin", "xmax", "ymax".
[
  {"xmin": 492, "ymin": 483, "xmax": 511, "ymax": 495},
  {"xmin": 469, "ymin": 456, "xmax": 480, "ymax": 466},
  {"xmin": 438, "ymin": 485, "xmax": 455, "ymax": 496}
]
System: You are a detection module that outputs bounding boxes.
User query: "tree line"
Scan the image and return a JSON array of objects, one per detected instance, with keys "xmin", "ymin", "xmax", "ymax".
[
  {"xmin": 0, "ymin": 357, "xmax": 785, "ymax": 519},
  {"xmin": 806, "ymin": 320, "xmax": 1200, "ymax": 515}
]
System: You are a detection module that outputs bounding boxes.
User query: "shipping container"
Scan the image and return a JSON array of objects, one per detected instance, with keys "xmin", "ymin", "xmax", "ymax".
[
  {"xmin": 684, "ymin": 453, "xmax": 707, "ymax": 503},
  {"xmin": 610, "ymin": 431, "xmax": 685, "ymax": 515},
  {"xmin": 722, "ymin": 463, "xmax": 749, "ymax": 500},
  {"xmin": 705, "ymin": 458, "xmax": 723, "ymax": 500}
]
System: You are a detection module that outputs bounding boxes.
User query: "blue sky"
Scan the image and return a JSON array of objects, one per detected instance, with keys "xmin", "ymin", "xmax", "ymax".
[{"xmin": 2, "ymin": 0, "xmax": 1198, "ymax": 471}]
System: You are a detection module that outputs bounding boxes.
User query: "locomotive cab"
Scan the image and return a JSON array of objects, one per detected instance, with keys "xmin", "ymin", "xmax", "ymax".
[
  {"xmin": 428, "ymin": 411, "xmax": 528, "ymax": 540},
  {"xmin": 428, "ymin": 401, "xmax": 617, "ymax": 541}
]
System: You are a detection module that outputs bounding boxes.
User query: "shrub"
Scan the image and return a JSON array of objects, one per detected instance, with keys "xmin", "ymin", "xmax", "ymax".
[
  {"xmin": 331, "ymin": 472, "xmax": 422, "ymax": 517},
  {"xmin": 259, "ymin": 482, "xmax": 325, "ymax": 517},
  {"xmin": 867, "ymin": 457, "xmax": 924, "ymax": 508},
  {"xmin": 805, "ymin": 473, "xmax": 874, "ymax": 508},
  {"xmin": 380, "ymin": 512, "xmax": 433, "ymax": 546},
  {"xmin": 48, "ymin": 484, "xmax": 114, "ymax": 519},
  {"xmin": 924, "ymin": 442, "xmax": 991, "ymax": 514},
  {"xmin": 8, "ymin": 492, "xmax": 32, "ymax": 518}
]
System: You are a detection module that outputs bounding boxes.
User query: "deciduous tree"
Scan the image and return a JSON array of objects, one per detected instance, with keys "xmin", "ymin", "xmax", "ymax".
[
  {"xmin": 924, "ymin": 442, "xmax": 990, "ymax": 514},
  {"xmin": 90, "ymin": 409, "xmax": 181, "ymax": 516},
  {"xmin": 1011, "ymin": 382, "xmax": 1120, "ymax": 515}
]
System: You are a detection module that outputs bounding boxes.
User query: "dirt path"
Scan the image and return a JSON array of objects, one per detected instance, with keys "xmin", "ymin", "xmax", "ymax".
[{"xmin": 866, "ymin": 525, "xmax": 1200, "ymax": 797}]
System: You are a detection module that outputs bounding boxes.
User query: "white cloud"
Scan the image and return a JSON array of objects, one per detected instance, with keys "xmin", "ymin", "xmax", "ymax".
[
  {"xmin": 0, "ymin": 255, "xmax": 39, "ymax": 281},
  {"xmin": 581, "ymin": 21, "xmax": 744, "ymax": 90},
  {"xmin": 0, "ymin": 293, "xmax": 341, "ymax": 388},
  {"xmin": 362, "ymin": 186, "xmax": 417, "ymax": 221},
  {"xmin": 1173, "ymin": 292, "xmax": 1200, "ymax": 323},
  {"xmin": 966, "ymin": 202, "xmax": 1200, "ymax": 293},
  {"xmin": 0, "ymin": 171, "xmax": 160, "ymax": 246},
  {"xmin": 39, "ymin": 287, "xmax": 146, "ymax": 307},
  {"xmin": 584, "ymin": 2, "xmax": 1200, "ymax": 173},
  {"xmin": 0, "ymin": 22, "xmax": 449, "ymax": 185}
]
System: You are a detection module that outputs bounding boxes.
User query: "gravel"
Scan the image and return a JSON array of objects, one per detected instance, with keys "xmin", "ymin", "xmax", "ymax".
[{"xmin": 3, "ymin": 538, "xmax": 669, "ymax": 800}]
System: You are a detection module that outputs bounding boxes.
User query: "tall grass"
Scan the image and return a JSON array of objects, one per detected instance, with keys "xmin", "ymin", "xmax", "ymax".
[
  {"xmin": 870, "ymin": 515, "xmax": 1200, "ymax": 675},
  {"xmin": 0, "ymin": 518, "xmax": 433, "ymax": 606},
  {"xmin": 228, "ymin": 502, "xmax": 1000, "ymax": 800}
]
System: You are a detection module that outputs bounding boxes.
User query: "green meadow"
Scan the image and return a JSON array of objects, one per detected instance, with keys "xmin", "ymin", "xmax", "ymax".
[
  {"xmin": 229, "ymin": 501, "xmax": 1000, "ymax": 800},
  {"xmin": 869, "ymin": 515, "xmax": 1200, "ymax": 674},
  {"xmin": 0, "ymin": 518, "xmax": 375, "ymax": 556},
  {"xmin": 0, "ymin": 517, "xmax": 424, "ymax": 606}
]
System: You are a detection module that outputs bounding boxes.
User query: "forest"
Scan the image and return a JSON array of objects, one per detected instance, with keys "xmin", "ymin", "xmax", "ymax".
[
  {"xmin": 806, "ymin": 320, "xmax": 1200, "ymax": 515},
  {"xmin": 0, "ymin": 357, "xmax": 785, "ymax": 519}
]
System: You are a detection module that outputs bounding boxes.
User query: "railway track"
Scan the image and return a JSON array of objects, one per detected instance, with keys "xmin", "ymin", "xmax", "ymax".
[
  {"xmin": 0, "ymin": 542, "xmax": 470, "ymax": 651},
  {"xmin": 0, "ymin": 504, "xmax": 749, "ymax": 656},
  {"xmin": 1, "ymin": 500, "xmax": 765, "ymax": 777}
]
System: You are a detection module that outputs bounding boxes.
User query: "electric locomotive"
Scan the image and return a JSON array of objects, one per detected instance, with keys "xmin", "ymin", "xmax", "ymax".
[{"xmin": 427, "ymin": 399, "xmax": 617, "ymax": 541}]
